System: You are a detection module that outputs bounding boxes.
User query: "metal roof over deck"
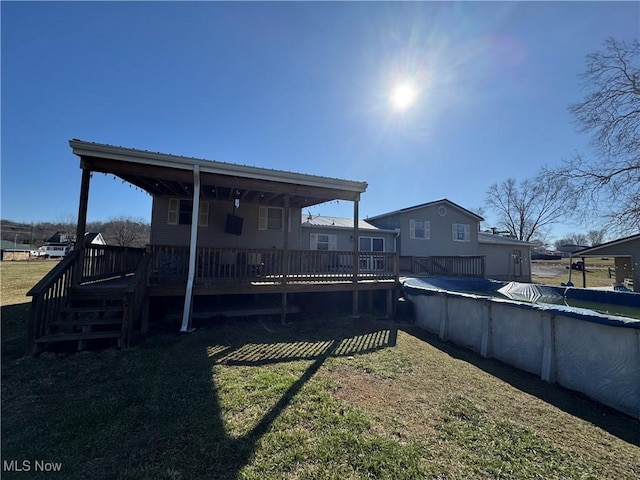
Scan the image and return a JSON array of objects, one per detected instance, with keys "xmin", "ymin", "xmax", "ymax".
[{"xmin": 70, "ymin": 139, "xmax": 368, "ymax": 209}]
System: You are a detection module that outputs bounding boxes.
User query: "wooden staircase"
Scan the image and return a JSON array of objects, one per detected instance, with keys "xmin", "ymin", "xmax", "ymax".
[
  {"xmin": 34, "ymin": 286, "xmax": 127, "ymax": 351},
  {"xmin": 27, "ymin": 245, "xmax": 152, "ymax": 355}
]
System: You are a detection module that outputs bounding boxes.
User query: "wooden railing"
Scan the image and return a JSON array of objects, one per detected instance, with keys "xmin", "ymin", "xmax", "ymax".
[
  {"xmin": 149, "ymin": 246, "xmax": 398, "ymax": 285},
  {"xmin": 26, "ymin": 250, "xmax": 80, "ymax": 353},
  {"xmin": 80, "ymin": 245, "xmax": 146, "ymax": 283},
  {"xmin": 410, "ymin": 256, "xmax": 485, "ymax": 278},
  {"xmin": 122, "ymin": 253, "xmax": 152, "ymax": 348},
  {"xmin": 26, "ymin": 245, "xmax": 147, "ymax": 353}
]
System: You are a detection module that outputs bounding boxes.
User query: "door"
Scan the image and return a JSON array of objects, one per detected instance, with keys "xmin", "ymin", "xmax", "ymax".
[{"xmin": 359, "ymin": 237, "xmax": 385, "ymax": 271}]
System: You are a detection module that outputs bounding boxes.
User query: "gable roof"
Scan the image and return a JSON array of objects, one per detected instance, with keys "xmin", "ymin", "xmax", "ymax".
[
  {"xmin": 367, "ymin": 198, "xmax": 484, "ymax": 222},
  {"xmin": 84, "ymin": 232, "xmax": 106, "ymax": 246},
  {"xmin": 70, "ymin": 140, "xmax": 367, "ymax": 209},
  {"xmin": 301, "ymin": 215, "xmax": 396, "ymax": 232}
]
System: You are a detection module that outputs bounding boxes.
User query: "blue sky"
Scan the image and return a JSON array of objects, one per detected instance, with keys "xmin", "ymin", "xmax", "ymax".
[{"xmin": 2, "ymin": 1, "xmax": 638, "ymax": 242}]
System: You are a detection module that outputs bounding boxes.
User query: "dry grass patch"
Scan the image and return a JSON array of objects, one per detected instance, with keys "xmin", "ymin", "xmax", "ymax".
[{"xmin": 325, "ymin": 326, "xmax": 639, "ymax": 479}]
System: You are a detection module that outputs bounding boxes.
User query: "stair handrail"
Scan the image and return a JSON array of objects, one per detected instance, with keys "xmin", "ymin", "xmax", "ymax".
[
  {"xmin": 26, "ymin": 250, "xmax": 82, "ymax": 354},
  {"xmin": 121, "ymin": 253, "xmax": 153, "ymax": 348}
]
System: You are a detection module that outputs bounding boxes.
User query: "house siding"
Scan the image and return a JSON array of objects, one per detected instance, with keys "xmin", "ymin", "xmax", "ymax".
[
  {"xmin": 480, "ymin": 242, "xmax": 532, "ymax": 282},
  {"xmin": 370, "ymin": 203, "xmax": 479, "ymax": 257},
  {"xmin": 300, "ymin": 225, "xmax": 397, "ymax": 252},
  {"xmin": 151, "ymin": 197, "xmax": 302, "ymax": 249}
]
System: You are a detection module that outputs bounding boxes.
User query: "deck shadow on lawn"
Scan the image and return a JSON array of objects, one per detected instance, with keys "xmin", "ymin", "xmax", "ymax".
[
  {"xmin": 402, "ymin": 325, "xmax": 640, "ymax": 447},
  {"xmin": 136, "ymin": 315, "xmax": 398, "ymax": 479},
  {"xmin": 1, "ymin": 303, "xmax": 31, "ymax": 362}
]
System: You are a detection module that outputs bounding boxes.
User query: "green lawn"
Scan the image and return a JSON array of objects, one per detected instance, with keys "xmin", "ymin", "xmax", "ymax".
[{"xmin": 2, "ymin": 261, "xmax": 639, "ymax": 479}]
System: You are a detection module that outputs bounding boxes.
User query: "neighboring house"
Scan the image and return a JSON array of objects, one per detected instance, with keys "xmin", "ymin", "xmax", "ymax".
[
  {"xmin": 573, "ymin": 233, "xmax": 639, "ymax": 292},
  {"xmin": 366, "ymin": 199, "xmax": 485, "ymax": 275},
  {"xmin": 478, "ymin": 232, "xmax": 533, "ymax": 282},
  {"xmin": 84, "ymin": 232, "xmax": 106, "ymax": 246},
  {"xmin": 39, "ymin": 231, "xmax": 74, "ymax": 258}
]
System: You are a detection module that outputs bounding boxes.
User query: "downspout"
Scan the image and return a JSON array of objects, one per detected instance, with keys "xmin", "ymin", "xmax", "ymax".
[
  {"xmin": 352, "ymin": 196, "xmax": 360, "ymax": 317},
  {"xmin": 180, "ymin": 165, "xmax": 200, "ymax": 333}
]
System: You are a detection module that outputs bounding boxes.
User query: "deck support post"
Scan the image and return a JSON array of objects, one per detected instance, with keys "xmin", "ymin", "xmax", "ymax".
[
  {"xmin": 352, "ymin": 197, "xmax": 360, "ymax": 317},
  {"xmin": 281, "ymin": 292, "xmax": 288, "ymax": 325},
  {"xmin": 73, "ymin": 167, "xmax": 92, "ymax": 286},
  {"xmin": 180, "ymin": 165, "xmax": 200, "ymax": 333}
]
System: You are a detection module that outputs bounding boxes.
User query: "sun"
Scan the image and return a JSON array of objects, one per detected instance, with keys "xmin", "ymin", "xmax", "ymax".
[{"xmin": 391, "ymin": 83, "xmax": 417, "ymax": 111}]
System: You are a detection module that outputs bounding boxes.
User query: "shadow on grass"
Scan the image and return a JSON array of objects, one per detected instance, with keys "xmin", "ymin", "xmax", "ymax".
[
  {"xmin": 1, "ymin": 314, "xmax": 397, "ymax": 480},
  {"xmin": 1, "ymin": 303, "xmax": 31, "ymax": 362},
  {"xmin": 402, "ymin": 325, "xmax": 640, "ymax": 447}
]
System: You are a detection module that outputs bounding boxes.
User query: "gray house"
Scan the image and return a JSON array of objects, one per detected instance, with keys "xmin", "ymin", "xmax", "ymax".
[{"xmin": 366, "ymin": 199, "xmax": 485, "ymax": 275}]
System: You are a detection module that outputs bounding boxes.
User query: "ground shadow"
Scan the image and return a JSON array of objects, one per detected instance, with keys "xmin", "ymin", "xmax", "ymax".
[
  {"xmin": 2, "ymin": 313, "xmax": 397, "ymax": 479},
  {"xmin": 1, "ymin": 303, "xmax": 31, "ymax": 362},
  {"xmin": 135, "ymin": 315, "xmax": 397, "ymax": 479},
  {"xmin": 184, "ymin": 315, "xmax": 399, "ymax": 478},
  {"xmin": 402, "ymin": 325, "xmax": 640, "ymax": 446}
]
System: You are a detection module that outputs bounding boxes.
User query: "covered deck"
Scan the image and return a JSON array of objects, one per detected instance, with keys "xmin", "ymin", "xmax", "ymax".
[{"xmin": 26, "ymin": 139, "xmax": 402, "ymax": 351}]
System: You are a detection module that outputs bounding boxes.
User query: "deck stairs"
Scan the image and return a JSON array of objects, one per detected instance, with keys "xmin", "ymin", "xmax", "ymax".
[{"xmin": 34, "ymin": 284, "xmax": 127, "ymax": 351}]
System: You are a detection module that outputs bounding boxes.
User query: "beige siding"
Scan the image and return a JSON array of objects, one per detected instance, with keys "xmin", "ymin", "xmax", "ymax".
[
  {"xmin": 151, "ymin": 197, "xmax": 302, "ymax": 248},
  {"xmin": 300, "ymin": 225, "xmax": 397, "ymax": 252}
]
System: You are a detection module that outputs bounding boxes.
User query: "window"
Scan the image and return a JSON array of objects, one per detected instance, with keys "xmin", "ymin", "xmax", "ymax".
[
  {"xmin": 259, "ymin": 206, "xmax": 283, "ymax": 231},
  {"xmin": 310, "ymin": 233, "xmax": 337, "ymax": 251},
  {"xmin": 168, "ymin": 199, "xmax": 209, "ymax": 227},
  {"xmin": 410, "ymin": 219, "xmax": 430, "ymax": 240},
  {"xmin": 452, "ymin": 223, "xmax": 470, "ymax": 242}
]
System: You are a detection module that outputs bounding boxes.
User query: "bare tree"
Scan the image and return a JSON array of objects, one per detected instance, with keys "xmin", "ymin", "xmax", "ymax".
[
  {"xmin": 563, "ymin": 37, "xmax": 640, "ymax": 233},
  {"xmin": 104, "ymin": 216, "xmax": 149, "ymax": 247},
  {"xmin": 554, "ymin": 233, "xmax": 588, "ymax": 249},
  {"xmin": 486, "ymin": 170, "xmax": 575, "ymax": 243},
  {"xmin": 586, "ymin": 228, "xmax": 607, "ymax": 246}
]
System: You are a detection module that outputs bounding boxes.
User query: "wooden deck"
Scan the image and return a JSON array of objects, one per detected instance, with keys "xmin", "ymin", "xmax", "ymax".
[{"xmin": 148, "ymin": 245, "xmax": 399, "ymax": 296}]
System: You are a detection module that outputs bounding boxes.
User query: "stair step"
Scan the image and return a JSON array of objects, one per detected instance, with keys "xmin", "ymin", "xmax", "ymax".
[
  {"xmin": 35, "ymin": 331, "xmax": 122, "ymax": 343},
  {"xmin": 63, "ymin": 305, "xmax": 124, "ymax": 314},
  {"xmin": 50, "ymin": 317, "xmax": 123, "ymax": 327}
]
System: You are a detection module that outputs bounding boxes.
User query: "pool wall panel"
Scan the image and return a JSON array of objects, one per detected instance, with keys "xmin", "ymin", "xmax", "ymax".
[{"xmin": 403, "ymin": 278, "xmax": 640, "ymax": 419}]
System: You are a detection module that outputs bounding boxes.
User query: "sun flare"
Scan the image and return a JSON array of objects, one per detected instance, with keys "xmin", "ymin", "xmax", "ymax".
[{"xmin": 391, "ymin": 84, "xmax": 416, "ymax": 111}]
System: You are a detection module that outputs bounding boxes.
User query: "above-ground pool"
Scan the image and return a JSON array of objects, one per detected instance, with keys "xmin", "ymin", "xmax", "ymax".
[{"xmin": 401, "ymin": 276, "xmax": 640, "ymax": 419}]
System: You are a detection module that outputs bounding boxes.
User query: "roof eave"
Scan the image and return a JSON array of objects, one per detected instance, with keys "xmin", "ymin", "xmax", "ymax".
[{"xmin": 69, "ymin": 139, "xmax": 367, "ymax": 194}]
